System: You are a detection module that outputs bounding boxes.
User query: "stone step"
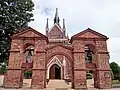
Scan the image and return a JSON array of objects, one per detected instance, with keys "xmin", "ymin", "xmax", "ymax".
[{"xmin": 46, "ymin": 79, "xmax": 70, "ymax": 88}]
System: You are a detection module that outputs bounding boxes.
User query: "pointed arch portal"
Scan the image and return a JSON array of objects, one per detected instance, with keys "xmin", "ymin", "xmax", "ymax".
[{"xmin": 47, "ymin": 56, "xmax": 63, "ymax": 79}]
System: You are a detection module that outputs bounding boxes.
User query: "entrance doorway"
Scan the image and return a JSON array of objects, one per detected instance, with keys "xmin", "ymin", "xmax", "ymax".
[{"xmin": 49, "ymin": 64, "xmax": 61, "ymax": 79}]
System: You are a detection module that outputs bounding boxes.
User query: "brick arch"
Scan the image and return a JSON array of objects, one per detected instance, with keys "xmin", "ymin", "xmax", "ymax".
[
  {"xmin": 23, "ymin": 40, "xmax": 35, "ymax": 49},
  {"xmin": 46, "ymin": 52, "xmax": 73, "ymax": 65},
  {"xmin": 84, "ymin": 44, "xmax": 96, "ymax": 54},
  {"xmin": 46, "ymin": 45, "xmax": 73, "ymax": 64},
  {"xmin": 24, "ymin": 43, "xmax": 34, "ymax": 49}
]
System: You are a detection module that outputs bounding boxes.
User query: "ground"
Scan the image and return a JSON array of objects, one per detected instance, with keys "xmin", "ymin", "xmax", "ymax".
[{"xmin": 0, "ymin": 75, "xmax": 120, "ymax": 90}]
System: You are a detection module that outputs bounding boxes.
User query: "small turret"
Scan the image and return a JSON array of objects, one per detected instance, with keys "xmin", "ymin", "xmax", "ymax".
[{"xmin": 62, "ymin": 19, "xmax": 66, "ymax": 37}]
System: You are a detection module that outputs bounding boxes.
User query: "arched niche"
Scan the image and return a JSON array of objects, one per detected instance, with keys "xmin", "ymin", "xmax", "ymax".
[{"xmin": 84, "ymin": 44, "xmax": 96, "ymax": 64}]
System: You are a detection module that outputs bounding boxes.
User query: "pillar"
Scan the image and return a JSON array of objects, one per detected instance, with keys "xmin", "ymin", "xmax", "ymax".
[
  {"xmin": 96, "ymin": 53, "xmax": 112, "ymax": 89},
  {"xmin": 96, "ymin": 40, "xmax": 112, "ymax": 89},
  {"xmin": 31, "ymin": 52, "xmax": 46, "ymax": 89},
  {"xmin": 73, "ymin": 52, "xmax": 87, "ymax": 90},
  {"xmin": 63, "ymin": 56, "xmax": 66, "ymax": 79},
  {"xmin": 4, "ymin": 51, "xmax": 23, "ymax": 88}
]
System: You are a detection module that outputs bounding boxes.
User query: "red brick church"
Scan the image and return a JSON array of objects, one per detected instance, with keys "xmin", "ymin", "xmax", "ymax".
[{"xmin": 3, "ymin": 8, "xmax": 112, "ymax": 90}]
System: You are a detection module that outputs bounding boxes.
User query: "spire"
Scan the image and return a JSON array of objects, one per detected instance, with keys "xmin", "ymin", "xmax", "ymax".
[
  {"xmin": 62, "ymin": 19, "xmax": 66, "ymax": 37},
  {"xmin": 54, "ymin": 8, "xmax": 60, "ymax": 25},
  {"xmin": 46, "ymin": 18, "xmax": 49, "ymax": 29},
  {"xmin": 45, "ymin": 18, "xmax": 49, "ymax": 36},
  {"xmin": 63, "ymin": 19, "xmax": 66, "ymax": 29}
]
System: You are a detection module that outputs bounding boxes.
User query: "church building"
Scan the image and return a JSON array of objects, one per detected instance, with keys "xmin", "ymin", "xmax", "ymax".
[{"xmin": 3, "ymin": 8, "xmax": 112, "ymax": 90}]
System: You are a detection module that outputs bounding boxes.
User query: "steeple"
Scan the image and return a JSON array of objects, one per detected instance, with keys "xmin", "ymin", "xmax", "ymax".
[
  {"xmin": 62, "ymin": 19, "xmax": 66, "ymax": 37},
  {"xmin": 45, "ymin": 18, "xmax": 49, "ymax": 36},
  {"xmin": 54, "ymin": 8, "xmax": 60, "ymax": 25}
]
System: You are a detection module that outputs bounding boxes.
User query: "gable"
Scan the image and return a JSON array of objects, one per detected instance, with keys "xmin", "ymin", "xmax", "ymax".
[
  {"xmin": 17, "ymin": 30, "xmax": 40, "ymax": 37},
  {"xmin": 48, "ymin": 24, "xmax": 63, "ymax": 39},
  {"xmin": 12, "ymin": 27, "xmax": 47, "ymax": 39},
  {"xmin": 72, "ymin": 28, "xmax": 108, "ymax": 39},
  {"xmin": 78, "ymin": 31, "xmax": 101, "ymax": 38}
]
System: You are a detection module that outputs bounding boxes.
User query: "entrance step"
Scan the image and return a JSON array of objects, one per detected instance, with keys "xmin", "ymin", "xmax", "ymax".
[{"xmin": 46, "ymin": 79, "xmax": 71, "ymax": 89}]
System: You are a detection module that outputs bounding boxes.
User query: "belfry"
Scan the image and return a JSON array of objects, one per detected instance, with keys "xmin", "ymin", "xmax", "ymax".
[{"xmin": 3, "ymin": 8, "xmax": 112, "ymax": 90}]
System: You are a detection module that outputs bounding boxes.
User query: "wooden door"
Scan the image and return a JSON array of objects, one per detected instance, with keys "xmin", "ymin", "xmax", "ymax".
[
  {"xmin": 50, "ymin": 64, "xmax": 55, "ymax": 79},
  {"xmin": 49, "ymin": 64, "xmax": 61, "ymax": 79}
]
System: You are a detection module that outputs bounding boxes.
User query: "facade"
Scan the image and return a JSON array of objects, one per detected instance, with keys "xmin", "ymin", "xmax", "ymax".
[{"xmin": 3, "ymin": 9, "xmax": 112, "ymax": 90}]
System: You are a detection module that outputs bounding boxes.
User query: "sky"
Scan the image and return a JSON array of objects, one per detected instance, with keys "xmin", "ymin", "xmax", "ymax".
[{"xmin": 29, "ymin": 0, "xmax": 120, "ymax": 65}]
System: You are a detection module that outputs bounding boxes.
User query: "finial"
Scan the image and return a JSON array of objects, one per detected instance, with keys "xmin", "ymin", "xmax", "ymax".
[
  {"xmin": 63, "ymin": 19, "xmax": 66, "ymax": 29},
  {"xmin": 55, "ymin": 8, "xmax": 58, "ymax": 16},
  {"xmin": 45, "ymin": 18, "xmax": 49, "ymax": 36},
  {"xmin": 56, "ymin": 8, "xmax": 58, "ymax": 11},
  {"xmin": 46, "ymin": 18, "xmax": 49, "ymax": 29},
  {"xmin": 67, "ymin": 33, "xmax": 69, "ymax": 38}
]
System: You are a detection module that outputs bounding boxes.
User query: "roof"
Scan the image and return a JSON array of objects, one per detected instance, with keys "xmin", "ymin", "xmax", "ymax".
[
  {"xmin": 11, "ymin": 27, "xmax": 48, "ymax": 41},
  {"xmin": 70, "ymin": 28, "xmax": 108, "ymax": 43}
]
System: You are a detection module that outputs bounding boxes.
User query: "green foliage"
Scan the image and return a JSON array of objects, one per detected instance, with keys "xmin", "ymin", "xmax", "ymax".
[
  {"xmin": 110, "ymin": 62, "xmax": 120, "ymax": 80},
  {"xmin": 86, "ymin": 73, "xmax": 92, "ymax": 79},
  {"xmin": 0, "ymin": 62, "xmax": 7, "ymax": 74},
  {"xmin": 24, "ymin": 70, "xmax": 32, "ymax": 79},
  {"xmin": 0, "ymin": 0, "xmax": 34, "ymax": 63}
]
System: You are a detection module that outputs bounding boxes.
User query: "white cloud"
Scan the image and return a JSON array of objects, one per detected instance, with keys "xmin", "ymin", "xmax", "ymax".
[{"xmin": 30, "ymin": 0, "xmax": 120, "ymax": 65}]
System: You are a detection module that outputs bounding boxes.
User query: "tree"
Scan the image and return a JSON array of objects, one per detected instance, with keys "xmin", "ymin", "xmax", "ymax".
[
  {"xmin": 0, "ymin": 0, "xmax": 34, "ymax": 63},
  {"xmin": 110, "ymin": 62, "xmax": 120, "ymax": 80}
]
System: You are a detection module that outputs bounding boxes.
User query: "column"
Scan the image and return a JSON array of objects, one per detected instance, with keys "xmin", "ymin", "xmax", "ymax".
[
  {"xmin": 31, "ymin": 52, "xmax": 46, "ymax": 89},
  {"xmin": 73, "ymin": 52, "xmax": 87, "ymax": 90},
  {"xmin": 63, "ymin": 56, "xmax": 66, "ymax": 79}
]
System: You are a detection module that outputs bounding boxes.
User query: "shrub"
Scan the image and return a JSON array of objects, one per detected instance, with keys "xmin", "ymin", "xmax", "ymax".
[
  {"xmin": 0, "ymin": 63, "xmax": 7, "ymax": 74},
  {"xmin": 86, "ymin": 73, "xmax": 92, "ymax": 79},
  {"xmin": 24, "ymin": 70, "xmax": 32, "ymax": 79}
]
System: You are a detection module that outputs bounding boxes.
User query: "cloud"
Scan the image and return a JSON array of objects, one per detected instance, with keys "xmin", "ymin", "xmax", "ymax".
[{"xmin": 30, "ymin": 0, "xmax": 120, "ymax": 65}]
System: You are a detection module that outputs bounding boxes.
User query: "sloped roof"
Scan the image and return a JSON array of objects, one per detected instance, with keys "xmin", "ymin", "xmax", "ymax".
[
  {"xmin": 49, "ymin": 23, "xmax": 63, "ymax": 32},
  {"xmin": 70, "ymin": 28, "xmax": 108, "ymax": 42},
  {"xmin": 11, "ymin": 27, "xmax": 48, "ymax": 39}
]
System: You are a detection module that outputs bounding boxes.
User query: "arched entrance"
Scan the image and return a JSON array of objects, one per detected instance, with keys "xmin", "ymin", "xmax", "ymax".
[
  {"xmin": 49, "ymin": 64, "xmax": 61, "ymax": 79},
  {"xmin": 46, "ymin": 45, "xmax": 74, "ymax": 88}
]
